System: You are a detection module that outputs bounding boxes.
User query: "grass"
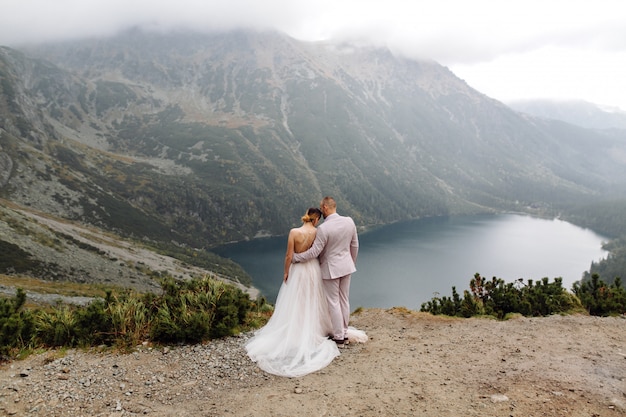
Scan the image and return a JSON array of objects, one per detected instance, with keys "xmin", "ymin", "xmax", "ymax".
[{"xmin": 0, "ymin": 274, "xmax": 124, "ymax": 298}]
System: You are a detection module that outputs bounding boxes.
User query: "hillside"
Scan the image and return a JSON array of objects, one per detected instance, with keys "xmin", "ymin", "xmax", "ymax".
[
  {"xmin": 2, "ymin": 29, "xmax": 626, "ymax": 290},
  {"xmin": 1, "ymin": 309, "xmax": 624, "ymax": 416},
  {"xmin": 0, "ymin": 199, "xmax": 255, "ymax": 295}
]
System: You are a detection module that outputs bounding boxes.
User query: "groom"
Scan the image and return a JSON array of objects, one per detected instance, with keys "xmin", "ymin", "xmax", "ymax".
[{"xmin": 292, "ymin": 196, "xmax": 359, "ymax": 345}]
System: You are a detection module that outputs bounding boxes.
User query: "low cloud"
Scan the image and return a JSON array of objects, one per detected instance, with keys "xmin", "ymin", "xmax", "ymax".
[{"xmin": 2, "ymin": 0, "xmax": 626, "ymax": 109}]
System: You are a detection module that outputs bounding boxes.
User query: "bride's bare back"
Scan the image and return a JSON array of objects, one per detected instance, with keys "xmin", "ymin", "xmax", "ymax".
[
  {"xmin": 293, "ymin": 226, "xmax": 316, "ymax": 253},
  {"xmin": 283, "ymin": 224, "xmax": 317, "ymax": 281}
]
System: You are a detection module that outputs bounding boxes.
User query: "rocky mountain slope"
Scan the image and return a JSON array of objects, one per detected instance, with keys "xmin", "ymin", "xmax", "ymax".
[
  {"xmin": 2, "ymin": 29, "xmax": 626, "ymax": 291},
  {"xmin": 0, "ymin": 198, "xmax": 254, "ymax": 296}
]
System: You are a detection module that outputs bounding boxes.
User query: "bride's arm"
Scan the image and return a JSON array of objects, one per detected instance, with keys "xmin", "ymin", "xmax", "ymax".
[
  {"xmin": 293, "ymin": 228, "xmax": 325, "ymax": 263},
  {"xmin": 283, "ymin": 229, "xmax": 296, "ymax": 282}
]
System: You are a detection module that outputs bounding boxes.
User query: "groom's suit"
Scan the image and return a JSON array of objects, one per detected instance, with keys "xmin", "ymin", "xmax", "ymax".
[{"xmin": 293, "ymin": 213, "xmax": 359, "ymax": 340}]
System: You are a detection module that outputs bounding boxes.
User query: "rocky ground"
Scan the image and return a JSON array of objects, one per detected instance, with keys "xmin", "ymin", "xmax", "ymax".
[{"xmin": 1, "ymin": 308, "xmax": 625, "ymax": 417}]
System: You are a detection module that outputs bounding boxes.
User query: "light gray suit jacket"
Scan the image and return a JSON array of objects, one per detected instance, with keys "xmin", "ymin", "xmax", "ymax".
[{"xmin": 293, "ymin": 213, "xmax": 359, "ymax": 280}]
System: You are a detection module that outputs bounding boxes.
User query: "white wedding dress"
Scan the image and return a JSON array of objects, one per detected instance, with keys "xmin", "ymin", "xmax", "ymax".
[{"xmin": 245, "ymin": 258, "xmax": 341, "ymax": 377}]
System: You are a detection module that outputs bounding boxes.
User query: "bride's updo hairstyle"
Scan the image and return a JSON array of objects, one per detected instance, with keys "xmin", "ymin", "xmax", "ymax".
[{"xmin": 301, "ymin": 207, "xmax": 322, "ymax": 223}]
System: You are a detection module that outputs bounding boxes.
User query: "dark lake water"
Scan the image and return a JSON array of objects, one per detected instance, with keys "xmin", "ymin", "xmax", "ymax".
[{"xmin": 214, "ymin": 214, "xmax": 608, "ymax": 310}]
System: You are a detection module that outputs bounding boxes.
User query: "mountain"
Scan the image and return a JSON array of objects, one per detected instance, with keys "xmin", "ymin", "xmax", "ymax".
[
  {"xmin": 2, "ymin": 29, "xmax": 626, "ymax": 292},
  {"xmin": 508, "ymin": 99, "xmax": 626, "ymax": 130}
]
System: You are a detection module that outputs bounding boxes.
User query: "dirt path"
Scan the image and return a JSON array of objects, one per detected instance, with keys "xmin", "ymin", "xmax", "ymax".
[{"xmin": 1, "ymin": 309, "xmax": 625, "ymax": 416}]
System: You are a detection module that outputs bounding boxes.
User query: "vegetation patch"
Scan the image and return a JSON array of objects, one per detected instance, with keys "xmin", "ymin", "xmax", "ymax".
[
  {"xmin": 0, "ymin": 275, "xmax": 267, "ymax": 360},
  {"xmin": 573, "ymin": 274, "xmax": 626, "ymax": 316},
  {"xmin": 0, "ymin": 274, "xmax": 117, "ymax": 298},
  {"xmin": 0, "ymin": 240, "xmax": 45, "ymax": 274},
  {"xmin": 421, "ymin": 272, "xmax": 625, "ymax": 318}
]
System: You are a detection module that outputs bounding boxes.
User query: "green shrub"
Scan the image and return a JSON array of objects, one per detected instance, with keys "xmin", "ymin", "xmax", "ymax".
[
  {"xmin": 107, "ymin": 292, "xmax": 149, "ymax": 347},
  {"xmin": 33, "ymin": 291, "xmax": 148, "ymax": 349},
  {"xmin": 149, "ymin": 276, "xmax": 252, "ymax": 343},
  {"xmin": 421, "ymin": 273, "xmax": 579, "ymax": 319},
  {"xmin": 1, "ymin": 276, "xmax": 255, "ymax": 358},
  {"xmin": 573, "ymin": 274, "xmax": 626, "ymax": 316},
  {"xmin": 73, "ymin": 295, "xmax": 114, "ymax": 346},
  {"xmin": 0, "ymin": 289, "xmax": 35, "ymax": 357},
  {"xmin": 34, "ymin": 305, "xmax": 78, "ymax": 347}
]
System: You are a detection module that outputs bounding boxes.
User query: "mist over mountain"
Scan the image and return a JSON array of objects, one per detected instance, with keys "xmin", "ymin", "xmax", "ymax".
[
  {"xmin": 508, "ymin": 99, "xmax": 626, "ymax": 130},
  {"xmin": 2, "ymin": 29, "xmax": 626, "ymax": 289}
]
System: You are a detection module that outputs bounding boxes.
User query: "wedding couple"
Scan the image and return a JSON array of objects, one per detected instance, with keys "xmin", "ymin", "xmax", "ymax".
[{"xmin": 245, "ymin": 196, "xmax": 367, "ymax": 377}]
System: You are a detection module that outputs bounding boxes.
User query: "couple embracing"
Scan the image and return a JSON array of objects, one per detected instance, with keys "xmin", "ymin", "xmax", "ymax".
[{"xmin": 245, "ymin": 196, "xmax": 368, "ymax": 377}]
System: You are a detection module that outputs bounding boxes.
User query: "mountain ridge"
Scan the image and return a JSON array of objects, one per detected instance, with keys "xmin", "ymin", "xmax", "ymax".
[{"xmin": 2, "ymin": 29, "xmax": 626, "ymax": 291}]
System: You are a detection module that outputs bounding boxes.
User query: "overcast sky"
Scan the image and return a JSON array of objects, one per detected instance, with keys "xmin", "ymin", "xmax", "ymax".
[{"xmin": 2, "ymin": 0, "xmax": 626, "ymax": 111}]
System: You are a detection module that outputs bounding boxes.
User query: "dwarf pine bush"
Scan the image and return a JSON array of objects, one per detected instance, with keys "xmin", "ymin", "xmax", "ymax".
[
  {"xmin": 573, "ymin": 274, "xmax": 626, "ymax": 316},
  {"xmin": 421, "ymin": 273, "xmax": 581, "ymax": 319},
  {"xmin": 149, "ymin": 276, "xmax": 252, "ymax": 343},
  {"xmin": 0, "ymin": 275, "xmax": 255, "ymax": 359},
  {"xmin": 73, "ymin": 295, "xmax": 114, "ymax": 346},
  {"xmin": 0, "ymin": 289, "xmax": 35, "ymax": 357}
]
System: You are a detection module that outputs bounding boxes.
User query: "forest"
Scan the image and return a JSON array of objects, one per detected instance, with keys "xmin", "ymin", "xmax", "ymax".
[{"xmin": 562, "ymin": 199, "xmax": 626, "ymax": 286}]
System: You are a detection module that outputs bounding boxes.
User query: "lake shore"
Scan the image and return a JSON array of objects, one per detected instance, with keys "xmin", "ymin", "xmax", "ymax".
[{"xmin": 218, "ymin": 214, "xmax": 609, "ymax": 309}]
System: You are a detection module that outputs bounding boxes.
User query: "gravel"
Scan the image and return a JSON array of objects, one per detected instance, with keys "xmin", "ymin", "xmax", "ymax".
[{"xmin": 1, "ymin": 332, "xmax": 268, "ymax": 416}]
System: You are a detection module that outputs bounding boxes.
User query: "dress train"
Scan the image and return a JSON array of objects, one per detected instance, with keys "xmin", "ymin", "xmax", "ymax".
[{"xmin": 245, "ymin": 259, "xmax": 340, "ymax": 377}]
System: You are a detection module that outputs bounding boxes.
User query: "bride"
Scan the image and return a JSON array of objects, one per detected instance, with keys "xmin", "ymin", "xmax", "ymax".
[{"xmin": 245, "ymin": 207, "xmax": 365, "ymax": 377}]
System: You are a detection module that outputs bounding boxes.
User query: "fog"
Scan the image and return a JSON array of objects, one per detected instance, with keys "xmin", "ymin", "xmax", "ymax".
[{"xmin": 2, "ymin": 0, "xmax": 626, "ymax": 110}]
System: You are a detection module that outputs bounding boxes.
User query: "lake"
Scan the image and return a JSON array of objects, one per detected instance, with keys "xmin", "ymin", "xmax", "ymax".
[{"xmin": 214, "ymin": 214, "xmax": 608, "ymax": 310}]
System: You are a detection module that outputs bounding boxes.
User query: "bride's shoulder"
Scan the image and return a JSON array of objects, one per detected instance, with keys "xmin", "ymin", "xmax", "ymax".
[{"xmin": 289, "ymin": 226, "xmax": 307, "ymax": 237}]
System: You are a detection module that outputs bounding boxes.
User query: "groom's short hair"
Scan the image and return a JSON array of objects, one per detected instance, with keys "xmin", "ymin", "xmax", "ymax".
[{"xmin": 322, "ymin": 196, "xmax": 336, "ymax": 209}]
